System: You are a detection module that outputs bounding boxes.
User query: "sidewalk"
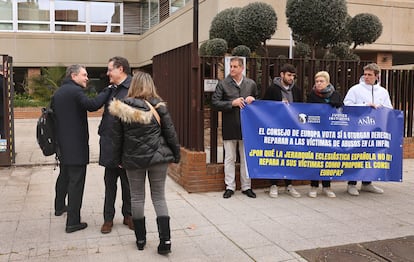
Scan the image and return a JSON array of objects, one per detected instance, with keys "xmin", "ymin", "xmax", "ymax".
[{"xmin": 0, "ymin": 118, "xmax": 413, "ymax": 261}]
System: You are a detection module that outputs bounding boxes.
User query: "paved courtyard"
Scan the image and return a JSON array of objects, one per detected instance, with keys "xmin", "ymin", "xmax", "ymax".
[{"xmin": 0, "ymin": 118, "xmax": 413, "ymax": 261}]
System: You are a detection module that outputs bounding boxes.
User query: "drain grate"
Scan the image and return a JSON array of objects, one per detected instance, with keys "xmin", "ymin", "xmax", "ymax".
[{"xmin": 297, "ymin": 235, "xmax": 414, "ymax": 262}]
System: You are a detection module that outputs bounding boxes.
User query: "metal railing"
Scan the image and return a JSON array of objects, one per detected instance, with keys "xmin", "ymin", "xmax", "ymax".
[{"xmin": 152, "ymin": 45, "xmax": 414, "ymax": 163}]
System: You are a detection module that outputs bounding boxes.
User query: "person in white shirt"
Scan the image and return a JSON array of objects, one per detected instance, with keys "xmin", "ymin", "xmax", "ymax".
[{"xmin": 343, "ymin": 63, "xmax": 392, "ymax": 196}]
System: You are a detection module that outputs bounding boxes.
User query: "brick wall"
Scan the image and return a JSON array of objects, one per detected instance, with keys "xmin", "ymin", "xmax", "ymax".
[
  {"xmin": 403, "ymin": 137, "xmax": 414, "ymax": 158},
  {"xmin": 168, "ymin": 148, "xmax": 307, "ymax": 193}
]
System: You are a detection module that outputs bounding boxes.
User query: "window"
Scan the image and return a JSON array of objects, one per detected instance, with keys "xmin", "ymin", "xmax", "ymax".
[
  {"xmin": 0, "ymin": 0, "xmax": 12, "ymax": 30},
  {"xmin": 55, "ymin": 1, "xmax": 121, "ymax": 33},
  {"xmin": 0, "ymin": 0, "xmax": 122, "ymax": 34},
  {"xmin": 129, "ymin": 0, "xmax": 160, "ymax": 35},
  {"xmin": 170, "ymin": 0, "xmax": 189, "ymax": 14},
  {"xmin": 150, "ymin": 0, "xmax": 159, "ymax": 27},
  {"xmin": 17, "ymin": 0, "xmax": 50, "ymax": 31},
  {"xmin": 55, "ymin": 0, "xmax": 86, "ymax": 32}
]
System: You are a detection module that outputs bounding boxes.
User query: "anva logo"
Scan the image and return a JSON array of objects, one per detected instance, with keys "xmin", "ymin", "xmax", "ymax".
[{"xmin": 358, "ymin": 116, "xmax": 375, "ymax": 125}]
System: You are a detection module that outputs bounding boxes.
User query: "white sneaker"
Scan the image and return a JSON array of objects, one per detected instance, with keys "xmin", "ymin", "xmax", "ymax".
[
  {"xmin": 322, "ymin": 187, "xmax": 336, "ymax": 198},
  {"xmin": 286, "ymin": 185, "xmax": 301, "ymax": 198},
  {"xmin": 269, "ymin": 185, "xmax": 278, "ymax": 198},
  {"xmin": 361, "ymin": 184, "xmax": 384, "ymax": 194},
  {"xmin": 347, "ymin": 185, "xmax": 359, "ymax": 196},
  {"xmin": 308, "ymin": 187, "xmax": 317, "ymax": 198}
]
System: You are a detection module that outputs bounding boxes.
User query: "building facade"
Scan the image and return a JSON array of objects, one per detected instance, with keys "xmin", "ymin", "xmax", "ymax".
[{"xmin": 0, "ymin": 0, "xmax": 414, "ymax": 86}]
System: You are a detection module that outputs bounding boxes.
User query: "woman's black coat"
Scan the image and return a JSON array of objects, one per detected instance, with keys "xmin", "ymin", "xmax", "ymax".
[
  {"xmin": 109, "ymin": 97, "xmax": 180, "ymax": 169},
  {"xmin": 307, "ymin": 89, "xmax": 343, "ymax": 107}
]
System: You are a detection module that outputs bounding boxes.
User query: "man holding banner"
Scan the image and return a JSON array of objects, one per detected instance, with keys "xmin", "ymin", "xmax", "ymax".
[
  {"xmin": 344, "ymin": 63, "xmax": 393, "ymax": 196},
  {"xmin": 262, "ymin": 64, "xmax": 303, "ymax": 198},
  {"xmin": 212, "ymin": 56, "xmax": 258, "ymax": 199}
]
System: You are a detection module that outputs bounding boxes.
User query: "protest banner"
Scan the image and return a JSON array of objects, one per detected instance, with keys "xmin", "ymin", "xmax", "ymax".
[{"xmin": 241, "ymin": 101, "xmax": 403, "ymax": 181}]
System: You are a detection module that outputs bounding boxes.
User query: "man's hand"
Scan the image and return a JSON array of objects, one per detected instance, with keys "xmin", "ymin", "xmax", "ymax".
[
  {"xmin": 245, "ymin": 96, "xmax": 255, "ymax": 104},
  {"xmin": 366, "ymin": 102, "xmax": 381, "ymax": 109},
  {"xmin": 232, "ymin": 97, "xmax": 246, "ymax": 108}
]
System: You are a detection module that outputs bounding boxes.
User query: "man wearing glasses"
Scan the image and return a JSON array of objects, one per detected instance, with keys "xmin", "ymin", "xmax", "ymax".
[{"xmin": 98, "ymin": 56, "xmax": 134, "ymax": 233}]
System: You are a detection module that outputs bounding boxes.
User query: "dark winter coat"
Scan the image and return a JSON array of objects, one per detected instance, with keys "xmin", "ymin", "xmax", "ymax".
[
  {"xmin": 108, "ymin": 97, "xmax": 180, "ymax": 169},
  {"xmin": 53, "ymin": 78, "xmax": 111, "ymax": 165},
  {"xmin": 262, "ymin": 77, "xmax": 303, "ymax": 102},
  {"xmin": 307, "ymin": 86, "xmax": 343, "ymax": 107},
  {"xmin": 98, "ymin": 76, "xmax": 131, "ymax": 167},
  {"xmin": 211, "ymin": 75, "xmax": 258, "ymax": 140}
]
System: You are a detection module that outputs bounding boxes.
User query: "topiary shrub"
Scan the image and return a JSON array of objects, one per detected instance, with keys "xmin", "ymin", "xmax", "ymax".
[
  {"xmin": 294, "ymin": 42, "xmax": 311, "ymax": 58},
  {"xmin": 205, "ymin": 38, "xmax": 228, "ymax": 56},
  {"xmin": 234, "ymin": 2, "xmax": 277, "ymax": 52},
  {"xmin": 344, "ymin": 53, "xmax": 360, "ymax": 61},
  {"xmin": 348, "ymin": 13, "xmax": 383, "ymax": 48},
  {"xmin": 231, "ymin": 45, "xmax": 251, "ymax": 57},
  {"xmin": 199, "ymin": 41, "xmax": 208, "ymax": 56},
  {"xmin": 209, "ymin": 8, "xmax": 242, "ymax": 49},
  {"xmin": 323, "ymin": 52, "xmax": 339, "ymax": 60}
]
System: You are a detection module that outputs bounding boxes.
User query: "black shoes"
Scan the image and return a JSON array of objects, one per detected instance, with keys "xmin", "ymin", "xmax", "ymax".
[
  {"xmin": 223, "ymin": 189, "xmax": 234, "ymax": 198},
  {"xmin": 55, "ymin": 206, "xmax": 67, "ymax": 216},
  {"xmin": 242, "ymin": 189, "xmax": 256, "ymax": 198},
  {"xmin": 66, "ymin": 222, "xmax": 88, "ymax": 233},
  {"xmin": 223, "ymin": 189, "xmax": 256, "ymax": 198}
]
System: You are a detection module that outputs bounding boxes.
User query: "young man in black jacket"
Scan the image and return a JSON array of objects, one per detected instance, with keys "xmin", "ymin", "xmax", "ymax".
[{"xmin": 262, "ymin": 63, "xmax": 303, "ymax": 198}]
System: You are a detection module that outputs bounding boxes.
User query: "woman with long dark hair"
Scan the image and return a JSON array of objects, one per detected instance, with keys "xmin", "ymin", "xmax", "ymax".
[{"xmin": 109, "ymin": 71, "xmax": 180, "ymax": 254}]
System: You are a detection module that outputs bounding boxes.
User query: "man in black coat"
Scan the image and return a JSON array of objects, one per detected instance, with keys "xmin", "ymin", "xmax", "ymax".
[
  {"xmin": 262, "ymin": 63, "xmax": 303, "ymax": 198},
  {"xmin": 98, "ymin": 56, "xmax": 133, "ymax": 234},
  {"xmin": 53, "ymin": 64, "xmax": 111, "ymax": 233}
]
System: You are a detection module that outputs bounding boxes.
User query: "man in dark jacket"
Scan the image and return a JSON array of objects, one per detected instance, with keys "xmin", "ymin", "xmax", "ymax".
[
  {"xmin": 53, "ymin": 64, "xmax": 111, "ymax": 233},
  {"xmin": 212, "ymin": 56, "xmax": 258, "ymax": 199},
  {"xmin": 262, "ymin": 63, "xmax": 303, "ymax": 198},
  {"xmin": 98, "ymin": 56, "xmax": 133, "ymax": 233}
]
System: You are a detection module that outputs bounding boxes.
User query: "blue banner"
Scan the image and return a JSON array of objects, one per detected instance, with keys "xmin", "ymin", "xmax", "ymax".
[{"xmin": 241, "ymin": 101, "xmax": 404, "ymax": 182}]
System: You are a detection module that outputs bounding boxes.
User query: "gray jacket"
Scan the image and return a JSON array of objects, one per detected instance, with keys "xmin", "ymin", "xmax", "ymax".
[{"xmin": 211, "ymin": 75, "xmax": 258, "ymax": 140}]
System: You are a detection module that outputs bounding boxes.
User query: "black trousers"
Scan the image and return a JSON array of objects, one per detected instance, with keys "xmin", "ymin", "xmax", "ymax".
[
  {"xmin": 269, "ymin": 179, "xmax": 292, "ymax": 186},
  {"xmin": 311, "ymin": 180, "xmax": 331, "ymax": 187},
  {"xmin": 103, "ymin": 167, "xmax": 131, "ymax": 221},
  {"xmin": 348, "ymin": 181, "xmax": 371, "ymax": 185},
  {"xmin": 55, "ymin": 164, "xmax": 86, "ymax": 226}
]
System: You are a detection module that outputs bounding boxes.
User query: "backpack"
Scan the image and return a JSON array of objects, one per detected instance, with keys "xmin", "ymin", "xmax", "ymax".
[{"xmin": 36, "ymin": 102, "xmax": 59, "ymax": 157}]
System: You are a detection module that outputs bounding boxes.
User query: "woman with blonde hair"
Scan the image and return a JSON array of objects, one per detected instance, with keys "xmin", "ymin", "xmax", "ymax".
[
  {"xmin": 307, "ymin": 71, "xmax": 342, "ymax": 198},
  {"xmin": 109, "ymin": 71, "xmax": 180, "ymax": 254}
]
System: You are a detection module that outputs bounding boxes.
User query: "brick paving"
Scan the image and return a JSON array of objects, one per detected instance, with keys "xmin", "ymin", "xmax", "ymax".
[{"xmin": 0, "ymin": 114, "xmax": 413, "ymax": 261}]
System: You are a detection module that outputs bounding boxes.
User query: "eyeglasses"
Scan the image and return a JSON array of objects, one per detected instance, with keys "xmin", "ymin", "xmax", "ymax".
[{"xmin": 107, "ymin": 67, "xmax": 119, "ymax": 73}]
